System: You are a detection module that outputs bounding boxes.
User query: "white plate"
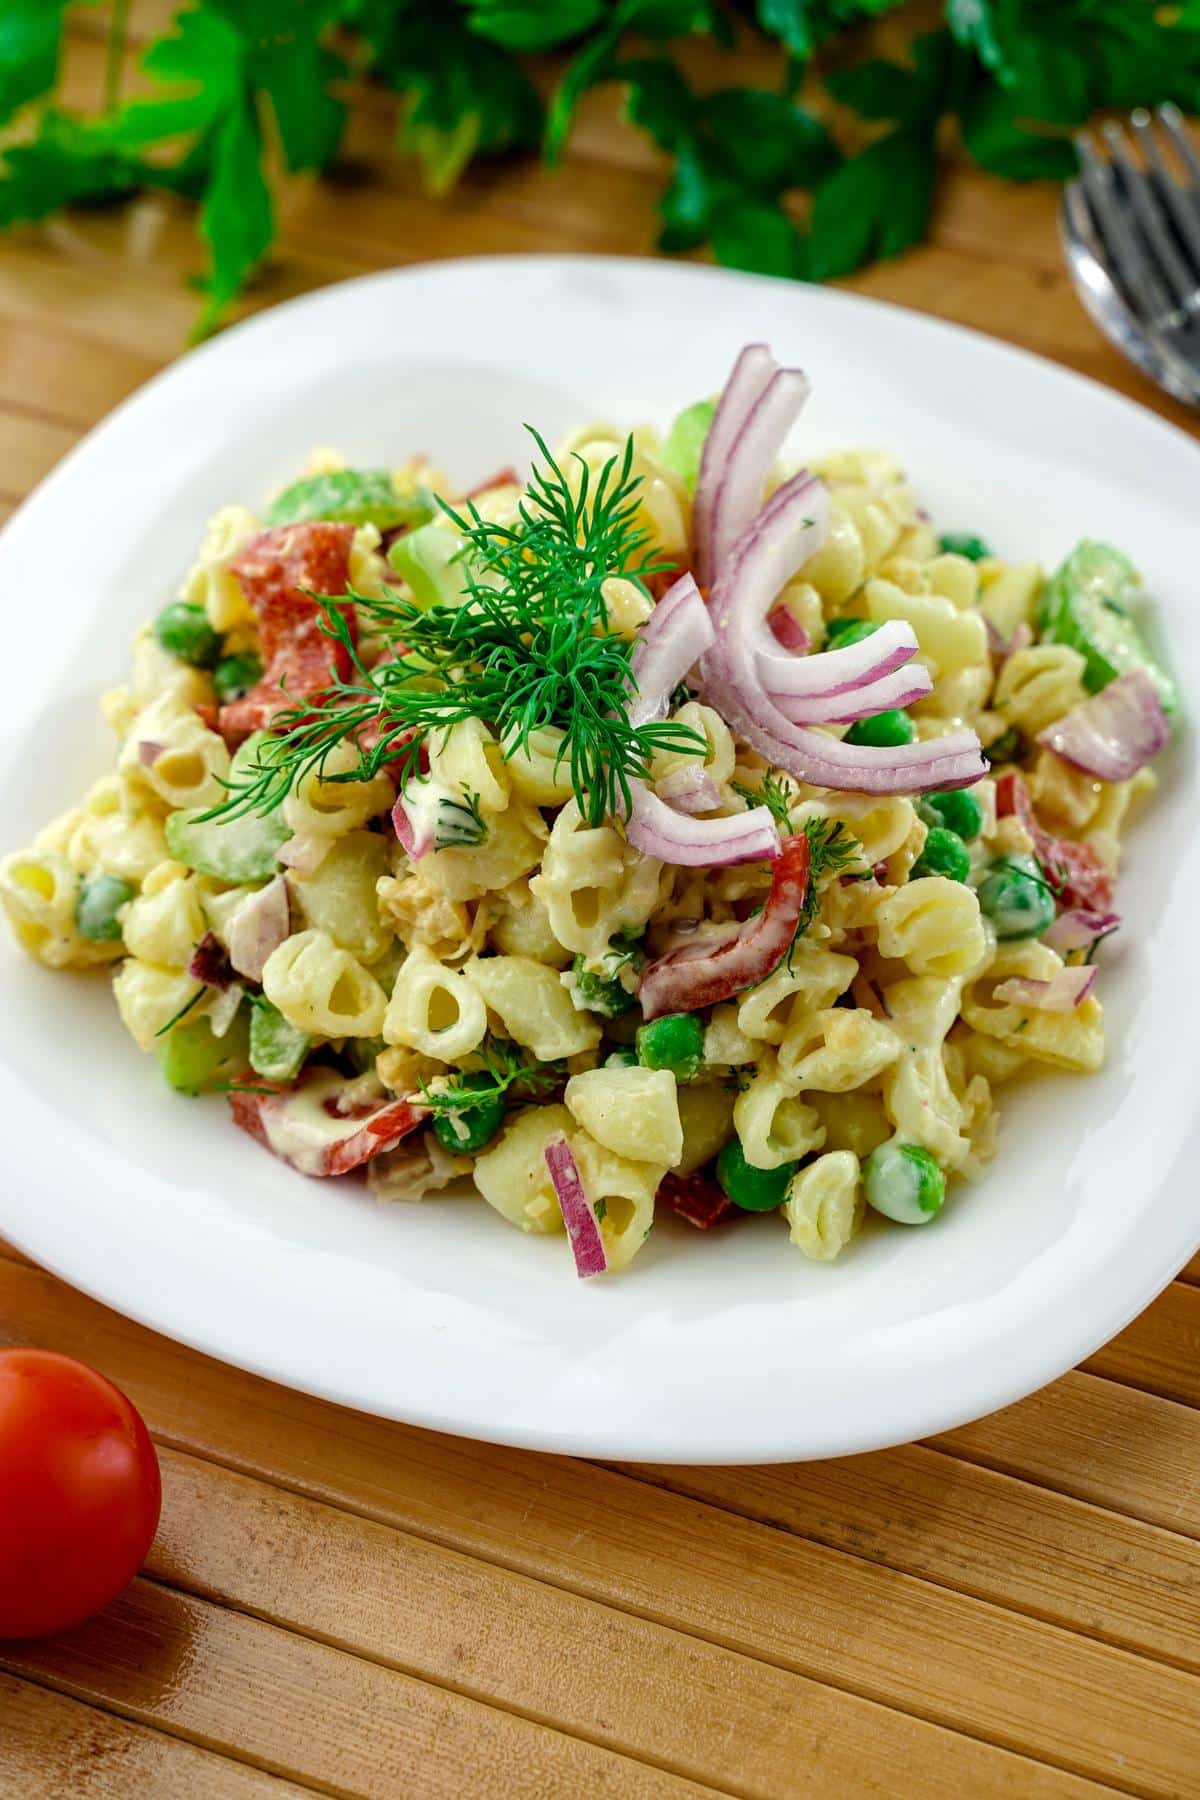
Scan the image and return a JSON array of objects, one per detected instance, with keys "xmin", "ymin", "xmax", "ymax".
[{"xmin": 1, "ymin": 256, "xmax": 1197, "ymax": 1463}]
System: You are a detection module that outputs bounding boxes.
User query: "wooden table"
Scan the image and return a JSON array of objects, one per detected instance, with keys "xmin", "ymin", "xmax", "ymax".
[{"xmin": 3, "ymin": 15, "xmax": 1200, "ymax": 1797}]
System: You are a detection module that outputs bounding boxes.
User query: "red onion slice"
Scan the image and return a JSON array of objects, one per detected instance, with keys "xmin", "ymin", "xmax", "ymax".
[
  {"xmin": 188, "ymin": 931, "xmax": 237, "ymax": 990},
  {"xmin": 628, "ymin": 572, "xmax": 713, "ymax": 727},
  {"xmin": 639, "ymin": 831, "xmax": 810, "ymax": 1019},
  {"xmin": 700, "ymin": 474, "xmax": 986, "ymax": 795},
  {"xmin": 995, "ymin": 770, "xmax": 1114, "ymax": 912},
  {"xmin": 708, "ymin": 368, "xmax": 810, "ymax": 585},
  {"xmin": 227, "ymin": 874, "xmax": 291, "ymax": 982},
  {"xmin": 137, "ymin": 739, "xmax": 167, "ymax": 767},
  {"xmin": 654, "ymin": 764, "xmax": 722, "ymax": 813},
  {"xmin": 1042, "ymin": 907, "xmax": 1121, "ymax": 953},
  {"xmin": 769, "ymin": 663, "xmax": 933, "ymax": 725},
  {"xmin": 1037, "ymin": 667, "xmax": 1170, "ymax": 783},
  {"xmin": 757, "ymin": 619, "xmax": 919, "ymax": 699},
  {"xmin": 993, "ymin": 967, "xmax": 1098, "ymax": 1012},
  {"xmin": 626, "ymin": 781, "xmax": 778, "ymax": 866},
  {"xmin": 694, "ymin": 344, "xmax": 778, "ymax": 586},
  {"xmin": 544, "ymin": 1136, "xmax": 608, "ymax": 1279}
]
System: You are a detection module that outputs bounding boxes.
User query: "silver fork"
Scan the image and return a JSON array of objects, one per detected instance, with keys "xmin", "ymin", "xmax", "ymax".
[{"xmin": 1061, "ymin": 104, "xmax": 1200, "ymax": 408}]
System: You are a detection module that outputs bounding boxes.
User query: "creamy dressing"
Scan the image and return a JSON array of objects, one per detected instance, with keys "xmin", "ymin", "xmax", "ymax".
[{"xmin": 258, "ymin": 1072, "xmax": 367, "ymax": 1176}]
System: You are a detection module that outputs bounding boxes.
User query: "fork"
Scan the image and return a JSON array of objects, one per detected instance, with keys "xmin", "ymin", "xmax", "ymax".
[{"xmin": 1061, "ymin": 104, "xmax": 1200, "ymax": 408}]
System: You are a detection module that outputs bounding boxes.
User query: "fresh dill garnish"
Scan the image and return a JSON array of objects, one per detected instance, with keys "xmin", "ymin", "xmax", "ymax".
[
  {"xmin": 418, "ymin": 1037, "xmax": 564, "ymax": 1115},
  {"xmin": 732, "ymin": 769, "xmax": 802, "ymax": 835},
  {"xmin": 206, "ymin": 430, "xmax": 704, "ymax": 829},
  {"xmin": 792, "ymin": 817, "xmax": 863, "ymax": 942},
  {"xmin": 433, "ymin": 785, "xmax": 486, "ymax": 851},
  {"xmin": 153, "ymin": 986, "xmax": 207, "ymax": 1038}
]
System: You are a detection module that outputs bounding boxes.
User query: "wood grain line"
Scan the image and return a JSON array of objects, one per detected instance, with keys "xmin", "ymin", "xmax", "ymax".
[
  {"xmin": 0, "ymin": 1669, "xmax": 317, "ymax": 1799},
  {"xmin": 0, "ymin": 1262, "xmax": 1194, "ymax": 1797},
  {"xmin": 2, "ymin": 1575, "xmax": 719, "ymax": 1800},
  {"xmin": 606, "ymin": 1441, "xmax": 1200, "ymax": 1677},
  {"xmin": 1084, "ymin": 1282, "xmax": 1200, "ymax": 1411}
]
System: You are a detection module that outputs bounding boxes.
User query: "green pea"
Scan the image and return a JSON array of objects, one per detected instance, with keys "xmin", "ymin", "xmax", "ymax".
[
  {"xmin": 844, "ymin": 709, "xmax": 915, "ymax": 748},
  {"xmin": 636, "ymin": 1012, "xmax": 705, "ymax": 1081},
  {"xmin": 249, "ymin": 997, "xmax": 310, "ymax": 1083},
  {"xmin": 715, "ymin": 1139, "xmax": 795, "ymax": 1213},
  {"xmin": 154, "ymin": 601, "xmax": 221, "ymax": 668},
  {"xmin": 432, "ymin": 1072, "xmax": 506, "ymax": 1154},
  {"xmin": 213, "ymin": 651, "xmax": 264, "ymax": 704},
  {"xmin": 975, "ymin": 853, "xmax": 1055, "ymax": 940},
  {"xmin": 865, "ymin": 1140, "xmax": 945, "ymax": 1224},
  {"xmin": 917, "ymin": 789, "xmax": 983, "ymax": 842},
  {"xmin": 74, "ymin": 873, "xmax": 135, "ymax": 942},
  {"xmin": 572, "ymin": 952, "xmax": 636, "ymax": 1018},
  {"xmin": 938, "ymin": 532, "xmax": 991, "ymax": 562},
  {"xmin": 910, "ymin": 825, "xmax": 971, "ymax": 884},
  {"xmin": 824, "ymin": 616, "xmax": 880, "ymax": 648}
]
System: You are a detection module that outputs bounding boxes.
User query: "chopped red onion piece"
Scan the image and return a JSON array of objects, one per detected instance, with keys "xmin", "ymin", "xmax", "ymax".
[
  {"xmin": 768, "ymin": 605, "xmax": 810, "ymax": 654},
  {"xmin": 628, "ymin": 572, "xmax": 713, "ymax": 728},
  {"xmin": 995, "ymin": 770, "xmax": 1114, "ymax": 912},
  {"xmin": 626, "ymin": 781, "xmax": 778, "ymax": 867},
  {"xmin": 694, "ymin": 344, "xmax": 777, "ymax": 587},
  {"xmin": 278, "ymin": 833, "xmax": 332, "ymax": 875},
  {"xmin": 1042, "ymin": 907, "xmax": 1121, "ymax": 953},
  {"xmin": 1037, "ymin": 667, "xmax": 1170, "ymax": 783},
  {"xmin": 188, "ymin": 931, "xmax": 236, "ymax": 990},
  {"xmin": 658, "ymin": 1169, "xmax": 733, "ymax": 1229},
  {"xmin": 708, "ymin": 367, "xmax": 810, "ymax": 585},
  {"xmin": 544, "ymin": 1136, "xmax": 608, "ymax": 1278},
  {"xmin": 758, "ymin": 618, "xmax": 920, "ymax": 699},
  {"xmin": 137, "ymin": 739, "xmax": 167, "ymax": 767},
  {"xmin": 227, "ymin": 874, "xmax": 291, "ymax": 982},
  {"xmin": 654, "ymin": 764, "xmax": 722, "ymax": 814},
  {"xmin": 993, "ymin": 967, "xmax": 1098, "ymax": 1012}
]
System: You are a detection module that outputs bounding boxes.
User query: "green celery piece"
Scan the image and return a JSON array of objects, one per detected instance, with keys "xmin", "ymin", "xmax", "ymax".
[
  {"xmin": 1037, "ymin": 540, "xmax": 1177, "ymax": 715},
  {"xmin": 160, "ymin": 1008, "xmax": 250, "ymax": 1096},
  {"xmin": 264, "ymin": 468, "xmax": 437, "ymax": 531},
  {"xmin": 249, "ymin": 997, "xmax": 309, "ymax": 1083},
  {"xmin": 657, "ymin": 397, "xmax": 716, "ymax": 493},
  {"xmin": 166, "ymin": 734, "xmax": 291, "ymax": 882},
  {"xmin": 388, "ymin": 520, "xmax": 473, "ymax": 609}
]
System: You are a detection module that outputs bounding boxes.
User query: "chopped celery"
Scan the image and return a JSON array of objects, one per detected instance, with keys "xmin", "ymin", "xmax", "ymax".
[
  {"xmin": 264, "ymin": 468, "xmax": 436, "ymax": 531},
  {"xmin": 658, "ymin": 398, "xmax": 716, "ymax": 493},
  {"xmin": 1037, "ymin": 540, "xmax": 1177, "ymax": 715}
]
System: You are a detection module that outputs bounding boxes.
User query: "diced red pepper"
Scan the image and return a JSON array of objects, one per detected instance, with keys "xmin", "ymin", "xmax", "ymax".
[
  {"xmin": 219, "ymin": 523, "xmax": 357, "ymax": 739},
  {"xmin": 229, "ymin": 1071, "xmax": 428, "ymax": 1178},
  {"xmin": 638, "ymin": 831, "xmax": 812, "ymax": 1020},
  {"xmin": 658, "ymin": 1169, "xmax": 734, "ymax": 1229},
  {"xmin": 994, "ymin": 769, "xmax": 1114, "ymax": 912}
]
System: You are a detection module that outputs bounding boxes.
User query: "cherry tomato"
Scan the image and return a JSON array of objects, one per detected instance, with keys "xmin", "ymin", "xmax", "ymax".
[{"xmin": 0, "ymin": 1349, "xmax": 161, "ymax": 1640}]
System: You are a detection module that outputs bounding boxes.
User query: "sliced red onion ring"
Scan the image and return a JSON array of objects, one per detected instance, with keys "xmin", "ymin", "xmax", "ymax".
[
  {"xmin": 628, "ymin": 572, "xmax": 713, "ymax": 727},
  {"xmin": 694, "ymin": 344, "xmax": 778, "ymax": 587},
  {"xmin": 1037, "ymin": 667, "xmax": 1169, "ymax": 783},
  {"xmin": 654, "ymin": 764, "xmax": 722, "ymax": 813},
  {"xmin": 544, "ymin": 1136, "xmax": 608, "ymax": 1279},
  {"xmin": 769, "ymin": 663, "xmax": 933, "ymax": 725},
  {"xmin": 993, "ymin": 967, "xmax": 1097, "ymax": 1012},
  {"xmin": 639, "ymin": 831, "xmax": 810, "ymax": 1019},
  {"xmin": 626, "ymin": 781, "xmax": 778, "ymax": 866},
  {"xmin": 227, "ymin": 874, "xmax": 291, "ymax": 982},
  {"xmin": 768, "ymin": 605, "xmax": 810, "ymax": 653},
  {"xmin": 757, "ymin": 618, "xmax": 919, "ymax": 699},
  {"xmin": 700, "ymin": 476, "xmax": 986, "ymax": 795},
  {"xmin": 278, "ymin": 832, "xmax": 332, "ymax": 875},
  {"xmin": 708, "ymin": 367, "xmax": 810, "ymax": 586},
  {"xmin": 137, "ymin": 739, "xmax": 167, "ymax": 767},
  {"xmin": 1042, "ymin": 907, "xmax": 1121, "ymax": 953}
]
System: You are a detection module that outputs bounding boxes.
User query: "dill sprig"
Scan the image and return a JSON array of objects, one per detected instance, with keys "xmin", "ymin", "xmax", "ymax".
[
  {"xmin": 418, "ymin": 1038, "xmax": 564, "ymax": 1115},
  {"xmin": 795, "ymin": 817, "xmax": 863, "ymax": 936},
  {"xmin": 206, "ymin": 430, "xmax": 704, "ymax": 829},
  {"xmin": 433, "ymin": 785, "xmax": 486, "ymax": 851},
  {"xmin": 732, "ymin": 769, "xmax": 802, "ymax": 835},
  {"xmin": 154, "ymin": 986, "xmax": 207, "ymax": 1038}
]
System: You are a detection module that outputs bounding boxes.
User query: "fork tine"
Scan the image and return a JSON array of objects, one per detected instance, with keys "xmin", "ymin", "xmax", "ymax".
[
  {"xmin": 1158, "ymin": 101, "xmax": 1200, "ymax": 191},
  {"xmin": 1103, "ymin": 119, "xmax": 1198, "ymax": 310},
  {"xmin": 1075, "ymin": 131, "xmax": 1175, "ymax": 325},
  {"xmin": 1132, "ymin": 109, "xmax": 1200, "ymax": 285}
]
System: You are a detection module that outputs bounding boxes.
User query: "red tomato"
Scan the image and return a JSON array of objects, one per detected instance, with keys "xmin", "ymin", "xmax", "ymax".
[{"xmin": 0, "ymin": 1350, "xmax": 161, "ymax": 1639}]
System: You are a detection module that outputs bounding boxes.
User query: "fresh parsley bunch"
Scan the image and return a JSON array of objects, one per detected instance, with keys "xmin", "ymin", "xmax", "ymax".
[{"xmin": 4, "ymin": 1, "xmax": 1200, "ymax": 336}]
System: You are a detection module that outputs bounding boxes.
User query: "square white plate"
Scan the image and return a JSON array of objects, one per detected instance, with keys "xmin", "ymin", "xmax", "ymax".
[{"xmin": 2, "ymin": 255, "xmax": 1197, "ymax": 1462}]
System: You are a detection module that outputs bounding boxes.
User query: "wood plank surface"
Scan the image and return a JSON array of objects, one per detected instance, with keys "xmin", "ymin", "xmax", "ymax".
[{"xmin": 1, "ymin": 5, "xmax": 1199, "ymax": 1795}]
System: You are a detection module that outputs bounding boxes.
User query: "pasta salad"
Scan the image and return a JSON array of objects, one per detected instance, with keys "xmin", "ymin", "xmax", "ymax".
[{"xmin": 1, "ymin": 344, "xmax": 1176, "ymax": 1278}]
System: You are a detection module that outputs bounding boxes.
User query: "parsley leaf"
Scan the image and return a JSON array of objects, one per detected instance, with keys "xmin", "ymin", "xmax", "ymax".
[
  {"xmin": 195, "ymin": 93, "xmax": 273, "ymax": 341},
  {"xmin": 0, "ymin": 0, "xmax": 69, "ymax": 128}
]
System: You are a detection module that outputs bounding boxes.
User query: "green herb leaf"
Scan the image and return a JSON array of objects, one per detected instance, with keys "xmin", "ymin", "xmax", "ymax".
[
  {"xmin": 0, "ymin": 0, "xmax": 68, "ymax": 128},
  {"xmin": 467, "ymin": 0, "xmax": 608, "ymax": 53},
  {"xmin": 960, "ymin": 82, "xmax": 1077, "ymax": 182},
  {"xmin": 194, "ymin": 91, "xmax": 273, "ymax": 340},
  {"xmin": 808, "ymin": 122, "xmax": 936, "ymax": 280}
]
